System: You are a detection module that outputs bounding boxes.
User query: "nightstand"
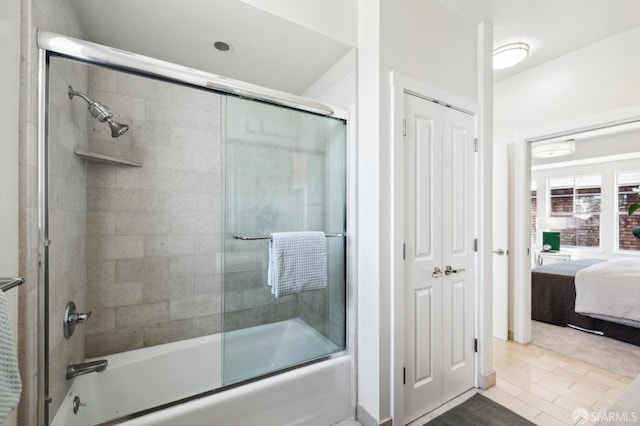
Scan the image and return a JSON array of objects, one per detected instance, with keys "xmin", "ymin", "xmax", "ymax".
[{"xmin": 535, "ymin": 251, "xmax": 572, "ymax": 266}]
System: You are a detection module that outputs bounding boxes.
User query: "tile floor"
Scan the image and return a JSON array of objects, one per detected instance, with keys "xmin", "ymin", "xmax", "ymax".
[
  {"xmin": 483, "ymin": 338, "xmax": 630, "ymax": 426},
  {"xmin": 407, "ymin": 338, "xmax": 630, "ymax": 426},
  {"xmin": 340, "ymin": 338, "xmax": 631, "ymax": 426}
]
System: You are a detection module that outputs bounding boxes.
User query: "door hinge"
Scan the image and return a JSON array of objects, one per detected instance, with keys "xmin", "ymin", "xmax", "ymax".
[
  {"xmin": 403, "ymin": 367, "xmax": 406, "ymax": 385},
  {"xmin": 473, "ymin": 238, "xmax": 478, "ymax": 252},
  {"xmin": 403, "ymin": 243, "xmax": 406, "ymax": 260},
  {"xmin": 473, "ymin": 138, "xmax": 479, "ymax": 152},
  {"xmin": 474, "ymin": 338, "xmax": 478, "ymax": 353},
  {"xmin": 403, "ymin": 119, "xmax": 407, "ymax": 136}
]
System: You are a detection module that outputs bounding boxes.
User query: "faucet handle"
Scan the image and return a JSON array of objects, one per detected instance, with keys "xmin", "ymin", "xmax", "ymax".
[
  {"xmin": 63, "ymin": 301, "xmax": 92, "ymax": 338},
  {"xmin": 74, "ymin": 310, "xmax": 92, "ymax": 324}
]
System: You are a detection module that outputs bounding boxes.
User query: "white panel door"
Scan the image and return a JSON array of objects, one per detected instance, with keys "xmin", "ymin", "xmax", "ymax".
[
  {"xmin": 440, "ymin": 107, "xmax": 476, "ymax": 402},
  {"xmin": 492, "ymin": 144, "xmax": 509, "ymax": 340},
  {"xmin": 403, "ymin": 95, "xmax": 444, "ymax": 421},
  {"xmin": 404, "ymin": 94, "xmax": 475, "ymax": 422}
]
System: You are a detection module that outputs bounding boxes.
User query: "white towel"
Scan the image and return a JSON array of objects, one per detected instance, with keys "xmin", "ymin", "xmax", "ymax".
[
  {"xmin": 0, "ymin": 290, "xmax": 21, "ymax": 423},
  {"xmin": 268, "ymin": 231, "xmax": 327, "ymax": 297}
]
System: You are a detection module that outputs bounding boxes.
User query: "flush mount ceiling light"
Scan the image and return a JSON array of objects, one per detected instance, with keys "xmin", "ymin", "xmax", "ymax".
[
  {"xmin": 531, "ymin": 141, "xmax": 576, "ymax": 159},
  {"xmin": 493, "ymin": 42, "xmax": 529, "ymax": 70},
  {"xmin": 212, "ymin": 40, "xmax": 232, "ymax": 53}
]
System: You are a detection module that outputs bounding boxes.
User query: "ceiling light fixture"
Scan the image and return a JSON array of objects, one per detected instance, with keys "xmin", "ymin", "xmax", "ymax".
[
  {"xmin": 531, "ymin": 140, "xmax": 576, "ymax": 159},
  {"xmin": 493, "ymin": 42, "xmax": 529, "ymax": 70}
]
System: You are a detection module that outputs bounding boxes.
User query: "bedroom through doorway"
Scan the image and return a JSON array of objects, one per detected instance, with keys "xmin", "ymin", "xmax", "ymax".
[{"xmin": 526, "ymin": 120, "xmax": 640, "ymax": 376}]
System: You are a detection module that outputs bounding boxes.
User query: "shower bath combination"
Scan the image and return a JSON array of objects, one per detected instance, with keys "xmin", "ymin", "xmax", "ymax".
[
  {"xmin": 41, "ymin": 32, "xmax": 349, "ymax": 426},
  {"xmin": 68, "ymin": 85, "xmax": 129, "ymax": 138}
]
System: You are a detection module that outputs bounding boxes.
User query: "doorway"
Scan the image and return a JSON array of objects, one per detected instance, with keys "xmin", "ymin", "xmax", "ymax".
[{"xmin": 512, "ymin": 112, "xmax": 640, "ymax": 344}]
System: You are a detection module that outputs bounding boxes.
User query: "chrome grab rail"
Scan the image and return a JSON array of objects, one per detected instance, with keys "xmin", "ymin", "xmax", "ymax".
[
  {"xmin": 234, "ymin": 233, "xmax": 345, "ymax": 241},
  {"xmin": 0, "ymin": 277, "xmax": 24, "ymax": 293}
]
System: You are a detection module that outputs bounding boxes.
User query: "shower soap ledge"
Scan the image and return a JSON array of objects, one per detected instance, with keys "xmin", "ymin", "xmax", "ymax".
[{"xmin": 74, "ymin": 149, "xmax": 142, "ymax": 167}]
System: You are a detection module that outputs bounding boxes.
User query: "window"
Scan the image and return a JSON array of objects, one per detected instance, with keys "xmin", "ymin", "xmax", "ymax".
[
  {"xmin": 531, "ymin": 181, "xmax": 537, "ymax": 244},
  {"xmin": 548, "ymin": 175, "xmax": 601, "ymax": 247},
  {"xmin": 617, "ymin": 171, "xmax": 640, "ymax": 251}
]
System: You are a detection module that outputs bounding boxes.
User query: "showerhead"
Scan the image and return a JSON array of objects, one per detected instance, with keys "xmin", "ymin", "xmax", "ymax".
[
  {"xmin": 107, "ymin": 119, "xmax": 129, "ymax": 138},
  {"xmin": 68, "ymin": 86, "xmax": 130, "ymax": 138}
]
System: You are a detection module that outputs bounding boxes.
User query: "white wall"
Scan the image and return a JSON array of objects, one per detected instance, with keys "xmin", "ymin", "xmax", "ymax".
[
  {"xmin": 357, "ymin": 0, "xmax": 480, "ymax": 423},
  {"xmin": 357, "ymin": 1, "xmax": 382, "ymax": 420},
  {"xmin": 495, "ymin": 25, "xmax": 640, "ymax": 334},
  {"xmin": 495, "ymin": 25, "xmax": 640, "ymax": 146},
  {"xmin": 0, "ymin": 0, "xmax": 21, "ymax": 425}
]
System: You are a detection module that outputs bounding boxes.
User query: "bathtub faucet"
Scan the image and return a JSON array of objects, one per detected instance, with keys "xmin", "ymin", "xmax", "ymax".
[{"xmin": 66, "ymin": 360, "xmax": 108, "ymax": 380}]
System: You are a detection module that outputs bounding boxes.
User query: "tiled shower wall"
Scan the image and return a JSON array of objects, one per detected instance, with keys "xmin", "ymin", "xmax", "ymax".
[
  {"xmin": 84, "ymin": 67, "xmax": 223, "ymax": 357},
  {"xmin": 299, "ymin": 50, "xmax": 356, "ymax": 348},
  {"xmin": 18, "ymin": 0, "xmax": 88, "ymax": 422},
  {"xmin": 82, "ymin": 65, "xmax": 350, "ymax": 356},
  {"xmin": 47, "ymin": 57, "xmax": 90, "ymax": 420},
  {"xmin": 223, "ymin": 98, "xmax": 327, "ymax": 331}
]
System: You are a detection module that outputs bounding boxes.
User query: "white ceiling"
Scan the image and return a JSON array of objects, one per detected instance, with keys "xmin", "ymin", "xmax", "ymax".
[
  {"xmin": 70, "ymin": 0, "xmax": 640, "ymax": 92},
  {"xmin": 69, "ymin": 0, "xmax": 351, "ymax": 95},
  {"xmin": 439, "ymin": 0, "xmax": 640, "ymax": 80}
]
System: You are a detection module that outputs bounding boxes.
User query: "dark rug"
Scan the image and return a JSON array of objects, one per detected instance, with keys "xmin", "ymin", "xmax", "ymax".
[{"xmin": 425, "ymin": 394, "xmax": 535, "ymax": 425}]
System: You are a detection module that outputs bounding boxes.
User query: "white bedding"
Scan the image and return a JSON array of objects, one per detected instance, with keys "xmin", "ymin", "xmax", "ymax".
[{"xmin": 574, "ymin": 257, "xmax": 640, "ymax": 328}]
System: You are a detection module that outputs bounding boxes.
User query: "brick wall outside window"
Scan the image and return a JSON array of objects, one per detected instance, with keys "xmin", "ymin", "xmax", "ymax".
[{"xmin": 618, "ymin": 184, "xmax": 640, "ymax": 251}]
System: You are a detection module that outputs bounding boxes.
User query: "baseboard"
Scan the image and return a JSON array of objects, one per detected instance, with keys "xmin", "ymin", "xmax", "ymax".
[
  {"xmin": 478, "ymin": 370, "xmax": 496, "ymax": 390},
  {"xmin": 356, "ymin": 403, "xmax": 393, "ymax": 426}
]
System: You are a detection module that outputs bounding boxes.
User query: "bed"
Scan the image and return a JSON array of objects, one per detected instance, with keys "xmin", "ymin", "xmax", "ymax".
[{"xmin": 531, "ymin": 258, "xmax": 640, "ymax": 346}]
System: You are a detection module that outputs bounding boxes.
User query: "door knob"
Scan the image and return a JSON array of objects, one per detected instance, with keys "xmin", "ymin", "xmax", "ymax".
[
  {"xmin": 432, "ymin": 267, "xmax": 443, "ymax": 278},
  {"xmin": 444, "ymin": 265, "xmax": 466, "ymax": 276},
  {"xmin": 493, "ymin": 248, "xmax": 507, "ymax": 256}
]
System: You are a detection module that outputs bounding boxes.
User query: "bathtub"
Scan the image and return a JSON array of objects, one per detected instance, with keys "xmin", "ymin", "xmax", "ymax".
[{"xmin": 51, "ymin": 318, "xmax": 351, "ymax": 426}]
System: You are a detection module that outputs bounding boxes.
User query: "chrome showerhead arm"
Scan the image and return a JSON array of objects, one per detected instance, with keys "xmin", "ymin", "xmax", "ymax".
[
  {"xmin": 68, "ymin": 85, "xmax": 129, "ymax": 138},
  {"xmin": 68, "ymin": 85, "xmax": 114, "ymax": 122},
  {"xmin": 68, "ymin": 85, "xmax": 93, "ymax": 104}
]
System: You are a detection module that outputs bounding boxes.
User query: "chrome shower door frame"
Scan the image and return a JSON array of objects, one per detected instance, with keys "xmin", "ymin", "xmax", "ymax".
[{"xmin": 37, "ymin": 30, "xmax": 350, "ymax": 425}]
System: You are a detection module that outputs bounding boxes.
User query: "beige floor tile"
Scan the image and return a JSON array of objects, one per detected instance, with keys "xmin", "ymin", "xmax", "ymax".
[
  {"xmin": 482, "ymin": 386, "xmax": 541, "ymax": 420},
  {"xmin": 553, "ymin": 367, "xmax": 609, "ymax": 393},
  {"xmin": 529, "ymin": 368, "xmax": 575, "ymax": 388},
  {"xmin": 569, "ymin": 382, "xmax": 618, "ymax": 405},
  {"xmin": 496, "ymin": 378, "xmax": 524, "ymax": 397},
  {"xmin": 540, "ymin": 356, "xmax": 589, "ymax": 376},
  {"xmin": 545, "ymin": 384, "xmax": 597, "ymax": 410},
  {"xmin": 511, "ymin": 364, "xmax": 548, "ymax": 383},
  {"xmin": 534, "ymin": 411, "xmax": 570, "ymax": 426},
  {"xmin": 490, "ymin": 339, "xmax": 630, "ymax": 426},
  {"xmin": 584, "ymin": 370, "xmax": 628, "ymax": 391},
  {"xmin": 591, "ymin": 400, "xmax": 611, "ymax": 412},
  {"xmin": 517, "ymin": 391, "xmax": 573, "ymax": 425},
  {"xmin": 566, "ymin": 358, "xmax": 625, "ymax": 380},
  {"xmin": 617, "ymin": 375, "xmax": 633, "ymax": 384},
  {"xmin": 496, "ymin": 368, "xmax": 511, "ymax": 380},
  {"xmin": 504, "ymin": 374, "xmax": 560, "ymax": 402},
  {"xmin": 511, "ymin": 351, "xmax": 557, "ymax": 372}
]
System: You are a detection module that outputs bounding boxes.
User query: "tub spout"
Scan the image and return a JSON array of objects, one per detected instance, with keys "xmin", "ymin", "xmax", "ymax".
[{"xmin": 66, "ymin": 360, "xmax": 108, "ymax": 380}]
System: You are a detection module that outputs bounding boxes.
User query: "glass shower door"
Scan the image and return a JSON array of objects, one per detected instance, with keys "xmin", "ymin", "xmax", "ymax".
[{"xmin": 222, "ymin": 96, "xmax": 346, "ymax": 385}]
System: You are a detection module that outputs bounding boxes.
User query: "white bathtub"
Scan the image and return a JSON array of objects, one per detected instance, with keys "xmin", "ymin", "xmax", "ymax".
[{"xmin": 51, "ymin": 318, "xmax": 351, "ymax": 426}]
